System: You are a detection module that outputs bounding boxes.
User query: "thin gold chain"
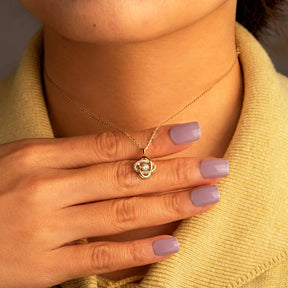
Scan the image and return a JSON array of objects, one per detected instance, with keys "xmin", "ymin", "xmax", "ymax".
[{"xmin": 44, "ymin": 49, "xmax": 240, "ymax": 154}]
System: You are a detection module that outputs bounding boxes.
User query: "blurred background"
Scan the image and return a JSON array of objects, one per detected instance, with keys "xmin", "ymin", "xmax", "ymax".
[{"xmin": 0, "ymin": 0, "xmax": 287, "ymax": 80}]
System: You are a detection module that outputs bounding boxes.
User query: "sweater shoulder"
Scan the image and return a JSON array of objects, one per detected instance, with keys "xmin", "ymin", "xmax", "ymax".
[{"xmin": 277, "ymin": 72, "xmax": 288, "ymax": 93}]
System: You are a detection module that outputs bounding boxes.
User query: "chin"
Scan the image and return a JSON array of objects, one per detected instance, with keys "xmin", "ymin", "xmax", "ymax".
[
  {"xmin": 21, "ymin": 0, "xmax": 231, "ymax": 44},
  {"xmin": 28, "ymin": 1, "xmax": 184, "ymax": 44},
  {"xmin": 48, "ymin": 13, "xmax": 176, "ymax": 44}
]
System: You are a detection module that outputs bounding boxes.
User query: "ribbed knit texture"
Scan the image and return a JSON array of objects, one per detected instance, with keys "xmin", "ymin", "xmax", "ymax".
[{"xmin": 0, "ymin": 23, "xmax": 288, "ymax": 288}]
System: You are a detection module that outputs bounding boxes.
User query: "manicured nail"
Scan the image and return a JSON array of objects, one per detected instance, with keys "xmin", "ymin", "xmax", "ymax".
[
  {"xmin": 153, "ymin": 237, "xmax": 179, "ymax": 256},
  {"xmin": 191, "ymin": 185, "xmax": 220, "ymax": 207},
  {"xmin": 200, "ymin": 158, "xmax": 229, "ymax": 178},
  {"xmin": 169, "ymin": 122, "xmax": 201, "ymax": 144}
]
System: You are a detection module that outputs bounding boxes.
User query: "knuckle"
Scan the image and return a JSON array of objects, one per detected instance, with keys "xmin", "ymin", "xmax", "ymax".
[
  {"xmin": 111, "ymin": 197, "xmax": 138, "ymax": 231},
  {"xmin": 92, "ymin": 131, "xmax": 123, "ymax": 161},
  {"xmin": 17, "ymin": 174, "xmax": 51, "ymax": 207},
  {"xmin": 90, "ymin": 244, "xmax": 111, "ymax": 271},
  {"xmin": 163, "ymin": 193, "xmax": 183, "ymax": 218},
  {"xmin": 129, "ymin": 241, "xmax": 148, "ymax": 264},
  {"xmin": 25, "ymin": 175, "xmax": 48, "ymax": 194},
  {"xmin": 149, "ymin": 137, "xmax": 162, "ymax": 155},
  {"xmin": 172, "ymin": 158, "xmax": 193, "ymax": 184},
  {"xmin": 114, "ymin": 160, "xmax": 138, "ymax": 192},
  {"xmin": 9, "ymin": 140, "xmax": 44, "ymax": 168}
]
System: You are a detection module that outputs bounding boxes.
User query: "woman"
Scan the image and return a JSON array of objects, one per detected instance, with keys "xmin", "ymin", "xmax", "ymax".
[{"xmin": 0, "ymin": 0, "xmax": 287, "ymax": 287}]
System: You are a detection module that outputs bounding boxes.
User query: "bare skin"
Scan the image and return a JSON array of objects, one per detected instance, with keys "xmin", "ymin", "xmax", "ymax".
[
  {"xmin": 42, "ymin": 0, "xmax": 242, "ymax": 137},
  {"xmin": 1, "ymin": 0, "xmax": 244, "ymax": 283},
  {"xmin": 41, "ymin": 1, "xmax": 243, "ymax": 279}
]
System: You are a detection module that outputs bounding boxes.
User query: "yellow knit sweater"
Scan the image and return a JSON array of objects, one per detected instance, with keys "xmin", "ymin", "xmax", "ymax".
[{"xmin": 0, "ymin": 24, "xmax": 288, "ymax": 288}]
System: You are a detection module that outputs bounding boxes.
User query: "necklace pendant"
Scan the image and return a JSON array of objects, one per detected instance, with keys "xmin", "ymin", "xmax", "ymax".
[{"xmin": 134, "ymin": 155, "xmax": 156, "ymax": 179}]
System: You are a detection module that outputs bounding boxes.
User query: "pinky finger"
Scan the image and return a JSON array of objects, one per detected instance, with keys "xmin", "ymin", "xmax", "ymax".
[{"xmin": 53, "ymin": 236, "xmax": 179, "ymax": 282}]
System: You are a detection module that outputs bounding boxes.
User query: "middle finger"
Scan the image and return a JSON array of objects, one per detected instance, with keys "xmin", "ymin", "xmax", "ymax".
[{"xmin": 55, "ymin": 157, "xmax": 229, "ymax": 207}]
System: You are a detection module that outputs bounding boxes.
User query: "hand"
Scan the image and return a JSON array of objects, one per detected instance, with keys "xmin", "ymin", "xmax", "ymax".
[{"xmin": 0, "ymin": 122, "xmax": 228, "ymax": 288}]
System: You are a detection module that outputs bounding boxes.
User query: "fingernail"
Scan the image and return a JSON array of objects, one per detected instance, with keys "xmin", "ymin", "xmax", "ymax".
[
  {"xmin": 191, "ymin": 185, "xmax": 220, "ymax": 207},
  {"xmin": 200, "ymin": 158, "xmax": 229, "ymax": 178},
  {"xmin": 153, "ymin": 237, "xmax": 179, "ymax": 256},
  {"xmin": 169, "ymin": 122, "xmax": 201, "ymax": 144}
]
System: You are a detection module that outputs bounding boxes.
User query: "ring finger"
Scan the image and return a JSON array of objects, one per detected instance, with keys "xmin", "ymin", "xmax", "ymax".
[{"xmin": 59, "ymin": 185, "xmax": 220, "ymax": 243}]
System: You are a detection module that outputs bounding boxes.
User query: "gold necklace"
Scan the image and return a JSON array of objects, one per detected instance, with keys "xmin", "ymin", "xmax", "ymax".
[{"xmin": 44, "ymin": 49, "xmax": 240, "ymax": 179}]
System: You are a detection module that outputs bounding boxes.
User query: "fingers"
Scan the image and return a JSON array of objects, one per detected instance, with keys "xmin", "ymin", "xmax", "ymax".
[
  {"xmin": 54, "ymin": 157, "xmax": 228, "ymax": 207},
  {"xmin": 53, "ymin": 236, "xmax": 179, "ymax": 281},
  {"xmin": 1, "ymin": 122, "xmax": 200, "ymax": 169},
  {"xmin": 60, "ymin": 186, "xmax": 219, "ymax": 242}
]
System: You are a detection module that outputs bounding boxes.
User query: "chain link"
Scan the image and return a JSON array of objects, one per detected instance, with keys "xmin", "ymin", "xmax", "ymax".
[{"xmin": 44, "ymin": 50, "xmax": 239, "ymax": 154}]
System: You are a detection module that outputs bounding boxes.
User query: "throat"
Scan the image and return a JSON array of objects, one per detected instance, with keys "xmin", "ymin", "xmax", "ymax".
[
  {"xmin": 43, "ymin": 8, "xmax": 239, "ymax": 137},
  {"xmin": 44, "ymin": 56, "xmax": 243, "ymax": 139}
]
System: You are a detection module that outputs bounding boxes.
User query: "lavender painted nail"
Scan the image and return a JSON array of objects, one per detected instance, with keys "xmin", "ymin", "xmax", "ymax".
[
  {"xmin": 191, "ymin": 185, "xmax": 220, "ymax": 207},
  {"xmin": 200, "ymin": 158, "xmax": 229, "ymax": 178},
  {"xmin": 153, "ymin": 237, "xmax": 179, "ymax": 256},
  {"xmin": 169, "ymin": 122, "xmax": 201, "ymax": 145}
]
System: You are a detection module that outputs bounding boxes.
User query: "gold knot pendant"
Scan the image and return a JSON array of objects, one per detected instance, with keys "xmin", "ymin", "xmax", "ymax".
[{"xmin": 134, "ymin": 155, "xmax": 156, "ymax": 179}]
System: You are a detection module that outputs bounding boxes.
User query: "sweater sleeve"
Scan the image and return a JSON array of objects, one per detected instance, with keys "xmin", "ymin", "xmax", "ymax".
[{"xmin": 240, "ymin": 260, "xmax": 288, "ymax": 288}]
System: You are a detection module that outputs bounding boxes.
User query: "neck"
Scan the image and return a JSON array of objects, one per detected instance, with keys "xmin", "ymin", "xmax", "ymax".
[{"xmin": 44, "ymin": 0, "xmax": 243, "ymax": 146}]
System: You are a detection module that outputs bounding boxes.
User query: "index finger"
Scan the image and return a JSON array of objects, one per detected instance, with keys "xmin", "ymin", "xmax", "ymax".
[{"xmin": 4, "ymin": 121, "xmax": 200, "ymax": 169}]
